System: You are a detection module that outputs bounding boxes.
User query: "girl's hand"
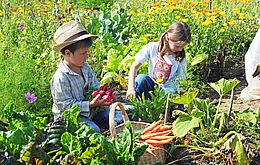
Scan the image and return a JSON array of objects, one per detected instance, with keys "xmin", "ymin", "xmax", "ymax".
[
  {"xmin": 90, "ymin": 94, "xmax": 112, "ymax": 107},
  {"xmin": 126, "ymin": 88, "xmax": 136, "ymax": 100}
]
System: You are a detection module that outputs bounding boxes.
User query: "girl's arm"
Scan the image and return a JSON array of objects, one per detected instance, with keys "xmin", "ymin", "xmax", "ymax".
[{"xmin": 126, "ymin": 59, "xmax": 142, "ymax": 99}]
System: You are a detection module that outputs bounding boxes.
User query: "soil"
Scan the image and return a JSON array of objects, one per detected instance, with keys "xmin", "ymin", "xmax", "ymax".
[{"xmin": 203, "ymin": 59, "xmax": 260, "ymax": 112}]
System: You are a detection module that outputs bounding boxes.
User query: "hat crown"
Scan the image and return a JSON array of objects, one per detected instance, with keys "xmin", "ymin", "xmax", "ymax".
[{"xmin": 54, "ymin": 20, "xmax": 87, "ymax": 44}]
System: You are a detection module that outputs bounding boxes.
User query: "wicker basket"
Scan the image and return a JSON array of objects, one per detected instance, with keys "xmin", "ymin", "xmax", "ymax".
[{"xmin": 105, "ymin": 102, "xmax": 166, "ymax": 165}]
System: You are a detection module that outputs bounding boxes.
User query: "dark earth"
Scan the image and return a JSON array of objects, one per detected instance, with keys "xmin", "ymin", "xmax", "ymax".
[{"xmin": 204, "ymin": 58, "xmax": 260, "ymax": 112}]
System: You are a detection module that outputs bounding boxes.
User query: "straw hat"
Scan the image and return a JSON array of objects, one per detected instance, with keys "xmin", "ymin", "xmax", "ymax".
[{"xmin": 53, "ymin": 20, "xmax": 98, "ymax": 52}]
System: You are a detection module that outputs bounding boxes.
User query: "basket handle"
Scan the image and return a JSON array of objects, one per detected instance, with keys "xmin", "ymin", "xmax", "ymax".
[{"xmin": 109, "ymin": 102, "xmax": 129, "ymax": 139}]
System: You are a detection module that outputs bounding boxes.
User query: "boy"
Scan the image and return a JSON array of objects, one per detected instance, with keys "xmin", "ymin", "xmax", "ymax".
[{"xmin": 51, "ymin": 20, "xmax": 112, "ymax": 132}]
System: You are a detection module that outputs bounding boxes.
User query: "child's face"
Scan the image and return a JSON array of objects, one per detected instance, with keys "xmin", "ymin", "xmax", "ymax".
[
  {"xmin": 168, "ymin": 40, "xmax": 186, "ymax": 52},
  {"xmin": 166, "ymin": 33, "xmax": 186, "ymax": 53},
  {"xmin": 65, "ymin": 46, "xmax": 90, "ymax": 68}
]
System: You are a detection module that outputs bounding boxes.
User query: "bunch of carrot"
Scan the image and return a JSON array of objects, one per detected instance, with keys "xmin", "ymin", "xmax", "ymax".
[{"xmin": 140, "ymin": 120, "xmax": 176, "ymax": 147}]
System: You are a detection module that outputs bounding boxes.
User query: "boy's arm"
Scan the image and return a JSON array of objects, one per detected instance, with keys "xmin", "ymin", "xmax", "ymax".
[{"xmin": 51, "ymin": 76, "xmax": 91, "ymax": 117}]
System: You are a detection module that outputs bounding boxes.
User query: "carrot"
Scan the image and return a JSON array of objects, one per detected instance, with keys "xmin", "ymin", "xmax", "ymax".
[
  {"xmin": 145, "ymin": 138, "xmax": 173, "ymax": 147},
  {"xmin": 149, "ymin": 125, "xmax": 162, "ymax": 133},
  {"xmin": 158, "ymin": 125, "xmax": 172, "ymax": 132},
  {"xmin": 141, "ymin": 130, "xmax": 172, "ymax": 140},
  {"xmin": 183, "ymin": 139, "xmax": 189, "ymax": 145},
  {"xmin": 141, "ymin": 120, "xmax": 163, "ymax": 135},
  {"xmin": 149, "ymin": 135, "xmax": 177, "ymax": 141}
]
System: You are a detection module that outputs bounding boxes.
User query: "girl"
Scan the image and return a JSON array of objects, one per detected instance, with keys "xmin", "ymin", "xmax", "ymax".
[{"xmin": 126, "ymin": 22, "xmax": 192, "ymax": 99}]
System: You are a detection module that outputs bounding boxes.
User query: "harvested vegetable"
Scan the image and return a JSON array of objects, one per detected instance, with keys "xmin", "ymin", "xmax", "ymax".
[
  {"xmin": 145, "ymin": 138, "xmax": 174, "ymax": 147},
  {"xmin": 141, "ymin": 130, "xmax": 172, "ymax": 140},
  {"xmin": 141, "ymin": 120, "xmax": 163, "ymax": 135}
]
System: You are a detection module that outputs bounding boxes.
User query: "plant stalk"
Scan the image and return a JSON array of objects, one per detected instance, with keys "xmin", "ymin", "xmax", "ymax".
[
  {"xmin": 175, "ymin": 144, "xmax": 214, "ymax": 153},
  {"xmin": 212, "ymin": 95, "xmax": 223, "ymax": 129},
  {"xmin": 214, "ymin": 131, "xmax": 236, "ymax": 147},
  {"xmin": 227, "ymin": 88, "xmax": 234, "ymax": 127},
  {"xmin": 199, "ymin": 118, "xmax": 208, "ymax": 140}
]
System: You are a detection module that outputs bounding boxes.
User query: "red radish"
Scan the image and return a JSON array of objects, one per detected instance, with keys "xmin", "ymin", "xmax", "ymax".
[
  {"xmin": 91, "ymin": 91, "xmax": 99, "ymax": 97},
  {"xmin": 100, "ymin": 84, "xmax": 108, "ymax": 91},
  {"xmin": 99, "ymin": 90, "xmax": 105, "ymax": 96},
  {"xmin": 106, "ymin": 88, "xmax": 114, "ymax": 95}
]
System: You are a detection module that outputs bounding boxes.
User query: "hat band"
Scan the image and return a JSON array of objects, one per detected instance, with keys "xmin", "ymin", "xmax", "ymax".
[{"xmin": 64, "ymin": 31, "xmax": 88, "ymax": 42}]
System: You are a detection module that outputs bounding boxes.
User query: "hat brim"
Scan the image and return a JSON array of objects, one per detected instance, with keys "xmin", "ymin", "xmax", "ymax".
[{"xmin": 53, "ymin": 34, "xmax": 99, "ymax": 52}]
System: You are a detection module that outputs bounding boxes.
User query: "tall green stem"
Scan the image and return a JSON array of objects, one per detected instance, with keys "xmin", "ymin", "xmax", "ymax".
[
  {"xmin": 212, "ymin": 95, "xmax": 223, "ymax": 129},
  {"xmin": 199, "ymin": 119, "xmax": 207, "ymax": 140}
]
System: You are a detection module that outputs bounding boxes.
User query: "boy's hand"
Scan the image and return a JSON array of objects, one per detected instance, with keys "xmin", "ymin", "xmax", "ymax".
[{"xmin": 90, "ymin": 94, "xmax": 112, "ymax": 108}]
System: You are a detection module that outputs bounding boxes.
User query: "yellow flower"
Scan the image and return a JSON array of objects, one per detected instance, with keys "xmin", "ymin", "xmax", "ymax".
[
  {"xmin": 87, "ymin": 9, "xmax": 93, "ymax": 13},
  {"xmin": 239, "ymin": 13, "xmax": 245, "ymax": 19},
  {"xmin": 223, "ymin": 23, "xmax": 228, "ymax": 27},
  {"xmin": 144, "ymin": 34, "xmax": 152, "ymax": 38},
  {"xmin": 182, "ymin": 18, "xmax": 188, "ymax": 23},
  {"xmin": 202, "ymin": 20, "xmax": 211, "ymax": 26},
  {"xmin": 175, "ymin": 15, "xmax": 181, "ymax": 19},
  {"xmin": 219, "ymin": 12, "xmax": 225, "ymax": 17},
  {"xmin": 228, "ymin": 20, "xmax": 235, "ymax": 26},
  {"xmin": 170, "ymin": 6, "xmax": 178, "ymax": 10},
  {"xmin": 153, "ymin": 38, "xmax": 158, "ymax": 42},
  {"xmin": 156, "ymin": 78, "xmax": 163, "ymax": 83},
  {"xmin": 148, "ymin": 18, "xmax": 154, "ymax": 23},
  {"xmin": 220, "ymin": 28, "xmax": 225, "ymax": 32},
  {"xmin": 162, "ymin": 23, "xmax": 169, "ymax": 27},
  {"xmin": 129, "ymin": 11, "xmax": 135, "ymax": 15},
  {"xmin": 44, "ymin": 60, "xmax": 48, "ymax": 65}
]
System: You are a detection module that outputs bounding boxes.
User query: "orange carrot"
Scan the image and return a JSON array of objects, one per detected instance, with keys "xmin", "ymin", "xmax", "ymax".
[
  {"xmin": 158, "ymin": 125, "xmax": 172, "ymax": 132},
  {"xmin": 149, "ymin": 135, "xmax": 177, "ymax": 141},
  {"xmin": 145, "ymin": 138, "xmax": 173, "ymax": 147},
  {"xmin": 141, "ymin": 130, "xmax": 172, "ymax": 140},
  {"xmin": 183, "ymin": 139, "xmax": 189, "ymax": 145},
  {"xmin": 141, "ymin": 120, "xmax": 163, "ymax": 135},
  {"xmin": 149, "ymin": 125, "xmax": 162, "ymax": 133}
]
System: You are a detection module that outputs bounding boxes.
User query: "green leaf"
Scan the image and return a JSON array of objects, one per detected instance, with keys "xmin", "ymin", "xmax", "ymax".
[
  {"xmin": 171, "ymin": 90, "xmax": 199, "ymax": 105},
  {"xmin": 209, "ymin": 78, "xmax": 240, "ymax": 97},
  {"xmin": 119, "ymin": 55, "xmax": 135, "ymax": 72},
  {"xmin": 100, "ymin": 72, "xmax": 119, "ymax": 84},
  {"xmin": 64, "ymin": 105, "xmax": 80, "ymax": 133},
  {"xmin": 173, "ymin": 115, "xmax": 200, "ymax": 138},
  {"xmin": 222, "ymin": 134, "xmax": 250, "ymax": 165},
  {"xmin": 237, "ymin": 109, "xmax": 257, "ymax": 125},
  {"xmin": 191, "ymin": 53, "xmax": 208, "ymax": 66},
  {"xmin": 6, "ymin": 129, "xmax": 27, "ymax": 145},
  {"xmin": 60, "ymin": 132, "xmax": 81, "ymax": 155},
  {"xmin": 191, "ymin": 109, "xmax": 205, "ymax": 118}
]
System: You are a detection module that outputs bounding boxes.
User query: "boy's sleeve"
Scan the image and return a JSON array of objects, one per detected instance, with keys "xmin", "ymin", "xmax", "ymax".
[
  {"xmin": 89, "ymin": 65, "xmax": 100, "ymax": 90},
  {"xmin": 51, "ymin": 75, "xmax": 91, "ymax": 117}
]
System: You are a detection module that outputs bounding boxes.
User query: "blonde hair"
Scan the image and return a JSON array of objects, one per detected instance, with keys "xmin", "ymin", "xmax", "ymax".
[{"xmin": 158, "ymin": 22, "xmax": 191, "ymax": 61}]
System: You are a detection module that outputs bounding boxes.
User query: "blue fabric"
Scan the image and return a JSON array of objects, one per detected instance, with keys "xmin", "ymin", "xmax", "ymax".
[
  {"xmin": 80, "ymin": 108, "xmax": 123, "ymax": 132},
  {"xmin": 135, "ymin": 74, "xmax": 157, "ymax": 99}
]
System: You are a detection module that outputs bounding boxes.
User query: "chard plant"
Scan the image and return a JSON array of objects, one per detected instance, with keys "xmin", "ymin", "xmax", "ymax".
[
  {"xmin": 209, "ymin": 78, "xmax": 240, "ymax": 129},
  {"xmin": 168, "ymin": 78, "xmax": 254, "ymax": 164}
]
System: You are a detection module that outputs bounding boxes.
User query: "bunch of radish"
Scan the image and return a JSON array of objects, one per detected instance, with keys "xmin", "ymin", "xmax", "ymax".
[
  {"xmin": 91, "ymin": 84, "xmax": 116, "ymax": 103},
  {"xmin": 140, "ymin": 120, "xmax": 176, "ymax": 147}
]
